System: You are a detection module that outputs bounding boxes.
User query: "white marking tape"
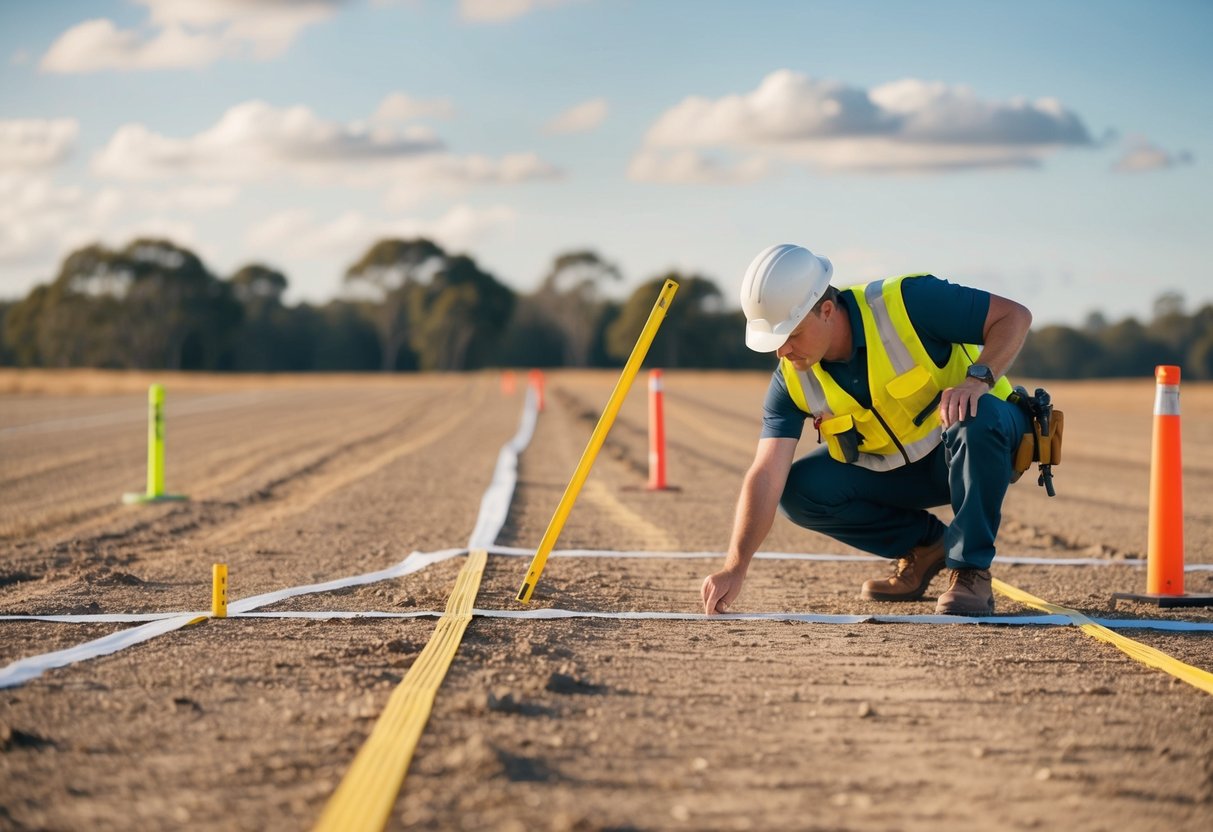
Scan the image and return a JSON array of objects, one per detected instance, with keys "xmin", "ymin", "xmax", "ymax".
[
  {"xmin": 468, "ymin": 387, "xmax": 538, "ymax": 550},
  {"xmin": 6, "ymin": 608, "xmax": 1212, "ymax": 633},
  {"xmin": 486, "ymin": 544, "xmax": 1213, "ymax": 570}
]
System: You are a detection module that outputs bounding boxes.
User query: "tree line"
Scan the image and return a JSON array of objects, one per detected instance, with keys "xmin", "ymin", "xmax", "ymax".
[{"xmin": 2, "ymin": 237, "xmax": 1211, "ymax": 379}]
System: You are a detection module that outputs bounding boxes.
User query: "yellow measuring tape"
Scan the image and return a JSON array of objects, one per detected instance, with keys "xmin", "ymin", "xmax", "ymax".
[
  {"xmin": 314, "ymin": 548, "xmax": 487, "ymax": 832},
  {"xmin": 517, "ymin": 279, "xmax": 679, "ymax": 603},
  {"xmin": 994, "ymin": 579, "xmax": 1213, "ymax": 696}
]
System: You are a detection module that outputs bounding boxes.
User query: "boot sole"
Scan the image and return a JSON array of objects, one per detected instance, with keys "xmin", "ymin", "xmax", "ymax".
[{"xmin": 859, "ymin": 559, "xmax": 946, "ymax": 602}]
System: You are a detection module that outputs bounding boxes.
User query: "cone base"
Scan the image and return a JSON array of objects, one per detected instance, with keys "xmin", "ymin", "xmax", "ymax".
[
  {"xmin": 122, "ymin": 492, "xmax": 189, "ymax": 505},
  {"xmin": 1112, "ymin": 591, "xmax": 1213, "ymax": 609}
]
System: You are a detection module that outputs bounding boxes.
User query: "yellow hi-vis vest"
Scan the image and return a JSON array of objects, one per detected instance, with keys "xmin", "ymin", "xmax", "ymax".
[{"xmin": 781, "ymin": 275, "xmax": 1013, "ymax": 471}]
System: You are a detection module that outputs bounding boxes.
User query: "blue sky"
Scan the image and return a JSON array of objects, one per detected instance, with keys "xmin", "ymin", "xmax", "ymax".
[{"xmin": 1, "ymin": 0, "xmax": 1209, "ymax": 325}]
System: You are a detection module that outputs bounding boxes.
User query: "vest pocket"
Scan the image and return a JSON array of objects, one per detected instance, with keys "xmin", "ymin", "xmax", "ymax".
[
  {"xmin": 885, "ymin": 365, "xmax": 942, "ymax": 427},
  {"xmin": 819, "ymin": 414, "xmax": 860, "ymax": 463}
]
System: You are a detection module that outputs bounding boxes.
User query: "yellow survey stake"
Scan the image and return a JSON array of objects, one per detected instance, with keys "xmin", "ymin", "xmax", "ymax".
[{"xmin": 516, "ymin": 279, "xmax": 678, "ymax": 603}]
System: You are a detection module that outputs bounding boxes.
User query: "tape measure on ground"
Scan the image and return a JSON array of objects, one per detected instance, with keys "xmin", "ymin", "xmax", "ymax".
[
  {"xmin": 993, "ymin": 579, "xmax": 1213, "ymax": 696},
  {"xmin": 313, "ymin": 547, "xmax": 488, "ymax": 832}
]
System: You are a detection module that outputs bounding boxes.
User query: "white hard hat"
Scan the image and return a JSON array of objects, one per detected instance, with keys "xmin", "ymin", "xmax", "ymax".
[{"xmin": 740, "ymin": 243, "xmax": 834, "ymax": 353}]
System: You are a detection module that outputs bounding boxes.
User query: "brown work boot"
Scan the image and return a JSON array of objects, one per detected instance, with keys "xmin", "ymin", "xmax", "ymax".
[
  {"xmin": 859, "ymin": 537, "xmax": 946, "ymax": 601},
  {"xmin": 935, "ymin": 568, "xmax": 995, "ymax": 616}
]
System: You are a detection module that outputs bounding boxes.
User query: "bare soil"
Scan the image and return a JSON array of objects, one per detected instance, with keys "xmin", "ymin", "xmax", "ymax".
[{"xmin": 2, "ymin": 370, "xmax": 1212, "ymax": 831}]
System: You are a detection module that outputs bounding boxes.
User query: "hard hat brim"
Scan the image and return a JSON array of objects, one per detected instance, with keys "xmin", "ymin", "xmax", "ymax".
[{"xmin": 745, "ymin": 324, "xmax": 791, "ymax": 353}]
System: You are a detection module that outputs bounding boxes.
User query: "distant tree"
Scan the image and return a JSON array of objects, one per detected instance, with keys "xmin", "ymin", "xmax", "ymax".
[
  {"xmin": 227, "ymin": 263, "xmax": 296, "ymax": 371},
  {"xmin": 309, "ymin": 301, "xmax": 382, "ymax": 371},
  {"xmin": 497, "ymin": 295, "xmax": 569, "ymax": 368},
  {"xmin": 533, "ymin": 250, "xmax": 622, "ymax": 366},
  {"xmin": 606, "ymin": 272, "xmax": 730, "ymax": 368},
  {"xmin": 407, "ymin": 254, "xmax": 515, "ymax": 371},
  {"xmin": 344, "ymin": 238, "xmax": 445, "ymax": 371},
  {"xmin": 1152, "ymin": 291, "xmax": 1186, "ymax": 320},
  {"xmin": 1015, "ymin": 326, "xmax": 1101, "ymax": 379},
  {"xmin": 1189, "ymin": 332, "xmax": 1213, "ymax": 381},
  {"xmin": 2, "ymin": 239, "xmax": 240, "ymax": 369},
  {"xmin": 0, "ymin": 301, "xmax": 13, "ymax": 365},
  {"xmin": 1082, "ymin": 310, "xmax": 1108, "ymax": 334}
]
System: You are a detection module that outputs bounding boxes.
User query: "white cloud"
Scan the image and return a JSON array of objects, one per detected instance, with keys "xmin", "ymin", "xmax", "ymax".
[
  {"xmin": 1111, "ymin": 136, "xmax": 1193, "ymax": 173},
  {"xmin": 459, "ymin": 0, "xmax": 579, "ymax": 23},
  {"xmin": 384, "ymin": 152, "xmax": 562, "ymax": 207},
  {"xmin": 246, "ymin": 204, "xmax": 516, "ymax": 263},
  {"xmin": 91, "ymin": 100, "xmax": 561, "ymax": 210},
  {"xmin": 544, "ymin": 98, "xmax": 608, "ymax": 135},
  {"xmin": 40, "ymin": 0, "xmax": 342, "ymax": 73},
  {"xmin": 92, "ymin": 100, "xmax": 443, "ymax": 180},
  {"xmin": 627, "ymin": 149, "xmax": 769, "ymax": 185},
  {"xmin": 0, "ymin": 119, "xmax": 80, "ymax": 169},
  {"xmin": 639, "ymin": 70, "xmax": 1095, "ymax": 178},
  {"xmin": 0, "ymin": 169, "xmax": 234, "ymax": 273},
  {"xmin": 373, "ymin": 92, "xmax": 456, "ymax": 123}
]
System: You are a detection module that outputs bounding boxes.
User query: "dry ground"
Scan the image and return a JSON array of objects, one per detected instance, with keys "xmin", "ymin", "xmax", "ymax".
[{"xmin": 1, "ymin": 369, "xmax": 1212, "ymax": 831}]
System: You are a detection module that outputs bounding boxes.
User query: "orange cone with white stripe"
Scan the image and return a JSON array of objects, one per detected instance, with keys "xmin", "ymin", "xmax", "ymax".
[
  {"xmin": 528, "ymin": 369, "xmax": 545, "ymax": 412},
  {"xmin": 1148, "ymin": 365, "xmax": 1184, "ymax": 595},
  {"xmin": 1114, "ymin": 365, "xmax": 1213, "ymax": 607},
  {"xmin": 646, "ymin": 369, "xmax": 667, "ymax": 490}
]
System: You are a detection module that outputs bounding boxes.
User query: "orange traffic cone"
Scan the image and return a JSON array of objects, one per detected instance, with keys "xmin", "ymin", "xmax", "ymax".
[
  {"xmin": 528, "ymin": 369, "xmax": 545, "ymax": 412},
  {"xmin": 646, "ymin": 369, "xmax": 668, "ymax": 490},
  {"xmin": 1114, "ymin": 365, "xmax": 1213, "ymax": 607}
]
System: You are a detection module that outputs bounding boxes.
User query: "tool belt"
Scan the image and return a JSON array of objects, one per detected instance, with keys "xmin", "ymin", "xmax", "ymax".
[{"xmin": 1008, "ymin": 385, "xmax": 1062, "ymax": 496}]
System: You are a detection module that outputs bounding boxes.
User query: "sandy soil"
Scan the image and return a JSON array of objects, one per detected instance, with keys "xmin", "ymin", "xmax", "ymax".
[{"xmin": 2, "ymin": 370, "xmax": 1212, "ymax": 831}]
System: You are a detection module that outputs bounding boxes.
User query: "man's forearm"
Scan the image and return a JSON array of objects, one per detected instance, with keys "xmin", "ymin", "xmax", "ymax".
[{"xmin": 724, "ymin": 464, "xmax": 785, "ymax": 571}]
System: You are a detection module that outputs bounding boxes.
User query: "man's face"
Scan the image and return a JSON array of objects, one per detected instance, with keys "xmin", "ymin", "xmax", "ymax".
[{"xmin": 776, "ymin": 305, "xmax": 831, "ymax": 370}]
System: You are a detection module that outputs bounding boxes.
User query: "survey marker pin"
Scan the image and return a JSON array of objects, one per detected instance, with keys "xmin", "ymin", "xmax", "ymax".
[
  {"xmin": 212, "ymin": 564, "xmax": 228, "ymax": 618},
  {"xmin": 1113, "ymin": 366, "xmax": 1213, "ymax": 608},
  {"xmin": 122, "ymin": 383, "xmax": 188, "ymax": 505},
  {"xmin": 516, "ymin": 279, "xmax": 679, "ymax": 603}
]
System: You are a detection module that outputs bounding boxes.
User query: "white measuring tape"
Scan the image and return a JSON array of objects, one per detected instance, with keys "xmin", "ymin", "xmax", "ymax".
[{"xmin": 6, "ymin": 606, "xmax": 1212, "ymax": 633}]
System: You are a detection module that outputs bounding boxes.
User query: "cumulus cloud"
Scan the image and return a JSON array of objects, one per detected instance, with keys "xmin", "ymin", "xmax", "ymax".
[
  {"xmin": 1111, "ymin": 136, "xmax": 1194, "ymax": 173},
  {"xmin": 459, "ymin": 0, "xmax": 579, "ymax": 23},
  {"xmin": 544, "ymin": 98, "xmax": 608, "ymax": 135},
  {"xmin": 40, "ymin": 0, "xmax": 342, "ymax": 73},
  {"xmin": 92, "ymin": 100, "xmax": 443, "ymax": 180},
  {"xmin": 637, "ymin": 70, "xmax": 1095, "ymax": 178},
  {"xmin": 91, "ymin": 100, "xmax": 561, "ymax": 209},
  {"xmin": 246, "ymin": 204, "xmax": 516, "ymax": 261},
  {"xmin": 373, "ymin": 92, "xmax": 456, "ymax": 123},
  {"xmin": 0, "ymin": 170, "xmax": 237, "ymax": 269},
  {"xmin": 0, "ymin": 119, "xmax": 79, "ymax": 170},
  {"xmin": 384, "ymin": 152, "xmax": 562, "ymax": 207},
  {"xmin": 627, "ymin": 149, "xmax": 769, "ymax": 185}
]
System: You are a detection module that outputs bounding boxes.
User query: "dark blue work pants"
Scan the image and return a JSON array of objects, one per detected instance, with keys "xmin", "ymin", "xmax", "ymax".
[{"xmin": 778, "ymin": 395, "xmax": 1030, "ymax": 569}]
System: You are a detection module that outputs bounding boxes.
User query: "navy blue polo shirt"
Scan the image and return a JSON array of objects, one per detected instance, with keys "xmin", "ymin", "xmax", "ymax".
[{"xmin": 761, "ymin": 276, "xmax": 991, "ymax": 439}]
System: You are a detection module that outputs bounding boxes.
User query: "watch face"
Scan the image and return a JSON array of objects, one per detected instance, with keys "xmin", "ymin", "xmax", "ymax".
[{"xmin": 968, "ymin": 364, "xmax": 994, "ymax": 384}]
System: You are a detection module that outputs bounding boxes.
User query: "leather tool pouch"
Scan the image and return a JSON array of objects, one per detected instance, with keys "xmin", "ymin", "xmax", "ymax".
[{"xmin": 1011, "ymin": 409, "xmax": 1064, "ymax": 483}]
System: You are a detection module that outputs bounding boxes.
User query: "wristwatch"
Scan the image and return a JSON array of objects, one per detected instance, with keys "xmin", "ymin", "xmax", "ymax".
[{"xmin": 965, "ymin": 364, "xmax": 995, "ymax": 388}]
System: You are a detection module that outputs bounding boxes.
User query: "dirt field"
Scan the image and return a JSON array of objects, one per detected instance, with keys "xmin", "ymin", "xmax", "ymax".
[{"xmin": 2, "ymin": 369, "xmax": 1212, "ymax": 831}]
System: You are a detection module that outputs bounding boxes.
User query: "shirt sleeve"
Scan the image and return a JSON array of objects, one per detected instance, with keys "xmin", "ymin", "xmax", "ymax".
[
  {"xmin": 760, "ymin": 368, "xmax": 806, "ymax": 440},
  {"xmin": 900, "ymin": 275, "xmax": 991, "ymax": 366}
]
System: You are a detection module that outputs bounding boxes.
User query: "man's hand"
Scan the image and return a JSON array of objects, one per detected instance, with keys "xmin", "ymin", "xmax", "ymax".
[
  {"xmin": 701, "ymin": 567, "xmax": 746, "ymax": 615},
  {"xmin": 939, "ymin": 378, "xmax": 988, "ymax": 428}
]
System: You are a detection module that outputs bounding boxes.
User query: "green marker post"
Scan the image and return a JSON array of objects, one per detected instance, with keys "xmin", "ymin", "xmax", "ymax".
[{"xmin": 123, "ymin": 383, "xmax": 188, "ymax": 504}]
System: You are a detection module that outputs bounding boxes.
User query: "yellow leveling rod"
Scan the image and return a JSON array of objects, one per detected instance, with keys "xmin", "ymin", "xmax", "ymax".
[{"xmin": 517, "ymin": 279, "xmax": 679, "ymax": 603}]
